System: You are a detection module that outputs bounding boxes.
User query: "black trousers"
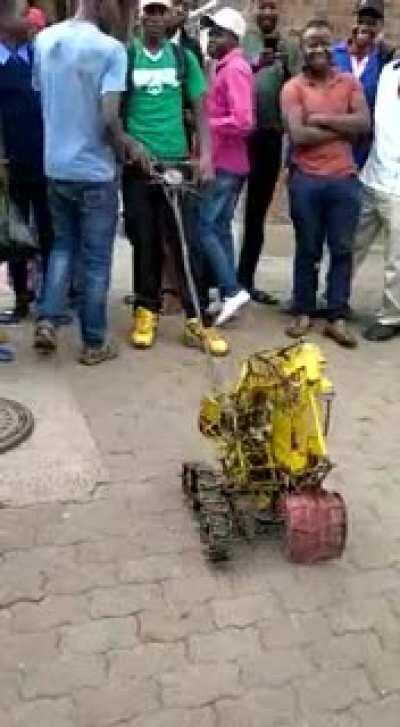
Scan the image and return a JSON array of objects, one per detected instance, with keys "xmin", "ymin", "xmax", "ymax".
[
  {"xmin": 8, "ymin": 175, "xmax": 53, "ymax": 300},
  {"xmin": 238, "ymin": 128, "xmax": 283, "ymax": 292},
  {"xmin": 123, "ymin": 167, "xmax": 208, "ymax": 319}
]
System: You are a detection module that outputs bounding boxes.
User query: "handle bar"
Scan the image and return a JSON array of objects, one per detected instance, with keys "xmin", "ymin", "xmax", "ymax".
[{"xmin": 149, "ymin": 160, "xmax": 200, "ymax": 190}]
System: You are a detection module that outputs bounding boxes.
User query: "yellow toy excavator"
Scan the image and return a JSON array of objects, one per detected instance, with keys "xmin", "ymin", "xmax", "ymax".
[{"xmin": 182, "ymin": 341, "xmax": 347, "ymax": 563}]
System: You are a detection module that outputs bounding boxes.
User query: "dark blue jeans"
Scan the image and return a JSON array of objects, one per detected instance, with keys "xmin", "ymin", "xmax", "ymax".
[
  {"xmin": 198, "ymin": 169, "xmax": 244, "ymax": 298},
  {"xmin": 289, "ymin": 171, "xmax": 361, "ymax": 320},
  {"xmin": 39, "ymin": 180, "xmax": 118, "ymax": 347}
]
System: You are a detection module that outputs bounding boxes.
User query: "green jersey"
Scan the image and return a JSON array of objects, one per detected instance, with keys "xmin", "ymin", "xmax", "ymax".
[{"xmin": 124, "ymin": 39, "xmax": 206, "ymax": 161}]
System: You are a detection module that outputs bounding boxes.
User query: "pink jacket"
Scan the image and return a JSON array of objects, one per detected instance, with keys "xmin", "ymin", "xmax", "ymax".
[{"xmin": 206, "ymin": 48, "xmax": 254, "ymax": 176}]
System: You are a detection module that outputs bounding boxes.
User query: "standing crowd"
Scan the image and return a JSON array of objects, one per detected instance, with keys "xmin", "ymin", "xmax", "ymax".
[{"xmin": 0, "ymin": 0, "xmax": 399, "ymax": 367}]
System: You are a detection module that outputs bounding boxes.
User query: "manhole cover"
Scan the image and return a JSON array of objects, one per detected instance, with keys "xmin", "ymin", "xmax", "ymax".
[{"xmin": 0, "ymin": 398, "xmax": 34, "ymax": 454}]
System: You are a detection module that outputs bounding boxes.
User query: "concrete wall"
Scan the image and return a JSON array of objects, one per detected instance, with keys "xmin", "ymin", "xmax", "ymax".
[
  {"xmin": 37, "ymin": 0, "xmax": 400, "ymax": 45},
  {"xmin": 276, "ymin": 0, "xmax": 400, "ymax": 45}
]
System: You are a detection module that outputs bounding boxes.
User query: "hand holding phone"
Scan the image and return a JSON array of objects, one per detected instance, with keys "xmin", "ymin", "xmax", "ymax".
[{"xmin": 260, "ymin": 47, "xmax": 276, "ymax": 66}]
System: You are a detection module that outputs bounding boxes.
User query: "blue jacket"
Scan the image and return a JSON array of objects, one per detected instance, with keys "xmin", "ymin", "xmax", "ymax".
[{"xmin": 332, "ymin": 42, "xmax": 388, "ymax": 169}]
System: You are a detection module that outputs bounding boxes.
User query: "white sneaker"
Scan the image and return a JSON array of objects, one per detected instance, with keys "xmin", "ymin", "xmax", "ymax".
[
  {"xmin": 215, "ymin": 290, "xmax": 251, "ymax": 326},
  {"xmin": 206, "ymin": 299, "xmax": 223, "ymax": 316}
]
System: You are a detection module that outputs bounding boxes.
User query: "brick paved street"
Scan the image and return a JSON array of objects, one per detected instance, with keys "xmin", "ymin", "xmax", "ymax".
[{"xmin": 1, "ymin": 229, "xmax": 400, "ymax": 726}]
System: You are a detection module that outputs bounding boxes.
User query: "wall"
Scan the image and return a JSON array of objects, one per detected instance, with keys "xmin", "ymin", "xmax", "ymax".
[
  {"xmin": 278, "ymin": 0, "xmax": 400, "ymax": 44},
  {"xmin": 36, "ymin": 0, "xmax": 400, "ymax": 44}
]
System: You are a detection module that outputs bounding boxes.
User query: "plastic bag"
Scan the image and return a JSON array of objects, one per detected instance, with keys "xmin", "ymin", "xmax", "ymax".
[
  {"xmin": 0, "ymin": 196, "xmax": 39, "ymax": 263},
  {"xmin": 0, "ymin": 200, "xmax": 39, "ymax": 262}
]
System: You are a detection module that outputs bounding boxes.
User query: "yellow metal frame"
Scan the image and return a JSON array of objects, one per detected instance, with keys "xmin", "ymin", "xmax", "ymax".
[{"xmin": 199, "ymin": 342, "xmax": 334, "ymax": 507}]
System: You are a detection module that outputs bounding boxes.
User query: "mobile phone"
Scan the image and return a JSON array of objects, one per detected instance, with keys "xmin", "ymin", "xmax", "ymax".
[{"xmin": 263, "ymin": 37, "xmax": 279, "ymax": 53}]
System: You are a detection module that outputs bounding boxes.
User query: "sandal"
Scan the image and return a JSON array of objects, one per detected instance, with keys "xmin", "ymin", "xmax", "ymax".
[
  {"xmin": 34, "ymin": 321, "xmax": 57, "ymax": 352},
  {"xmin": 285, "ymin": 315, "xmax": 312, "ymax": 339},
  {"xmin": 324, "ymin": 320, "xmax": 358, "ymax": 349},
  {"xmin": 79, "ymin": 340, "xmax": 119, "ymax": 366}
]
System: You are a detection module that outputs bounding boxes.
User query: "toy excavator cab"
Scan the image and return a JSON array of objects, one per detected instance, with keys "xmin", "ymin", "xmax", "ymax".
[{"xmin": 183, "ymin": 342, "xmax": 347, "ymax": 564}]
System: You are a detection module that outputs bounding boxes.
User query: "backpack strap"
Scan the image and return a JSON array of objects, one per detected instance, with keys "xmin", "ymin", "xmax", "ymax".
[
  {"xmin": 121, "ymin": 38, "xmax": 140, "ymax": 127},
  {"xmin": 172, "ymin": 42, "xmax": 190, "ymax": 114},
  {"xmin": 171, "ymin": 42, "xmax": 187, "ymax": 86}
]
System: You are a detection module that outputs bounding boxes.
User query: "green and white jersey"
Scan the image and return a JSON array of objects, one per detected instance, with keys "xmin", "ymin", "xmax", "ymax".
[{"xmin": 124, "ymin": 39, "xmax": 206, "ymax": 161}]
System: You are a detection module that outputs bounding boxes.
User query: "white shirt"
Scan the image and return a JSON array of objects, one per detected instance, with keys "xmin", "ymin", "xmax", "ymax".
[
  {"xmin": 350, "ymin": 54, "xmax": 369, "ymax": 80},
  {"xmin": 361, "ymin": 61, "xmax": 400, "ymax": 196}
]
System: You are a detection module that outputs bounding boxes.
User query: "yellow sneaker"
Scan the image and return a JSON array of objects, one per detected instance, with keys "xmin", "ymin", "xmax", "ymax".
[
  {"xmin": 130, "ymin": 307, "xmax": 158, "ymax": 349},
  {"xmin": 183, "ymin": 318, "xmax": 229, "ymax": 357}
]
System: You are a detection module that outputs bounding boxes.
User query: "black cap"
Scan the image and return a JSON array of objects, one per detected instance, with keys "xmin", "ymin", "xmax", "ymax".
[{"xmin": 356, "ymin": 0, "xmax": 384, "ymax": 19}]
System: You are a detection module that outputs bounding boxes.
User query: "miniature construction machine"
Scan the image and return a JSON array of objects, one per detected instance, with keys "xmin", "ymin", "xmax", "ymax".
[{"xmin": 182, "ymin": 342, "xmax": 347, "ymax": 564}]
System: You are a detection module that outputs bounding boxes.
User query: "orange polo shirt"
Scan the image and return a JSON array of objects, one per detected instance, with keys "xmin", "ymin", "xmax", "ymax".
[{"xmin": 281, "ymin": 70, "xmax": 360, "ymax": 178}]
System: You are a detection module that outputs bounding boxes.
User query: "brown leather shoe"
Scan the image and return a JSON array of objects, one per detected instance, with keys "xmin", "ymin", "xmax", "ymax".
[
  {"xmin": 286, "ymin": 315, "xmax": 312, "ymax": 339},
  {"xmin": 33, "ymin": 320, "xmax": 57, "ymax": 352},
  {"xmin": 79, "ymin": 340, "xmax": 119, "ymax": 366},
  {"xmin": 324, "ymin": 319, "xmax": 358, "ymax": 349}
]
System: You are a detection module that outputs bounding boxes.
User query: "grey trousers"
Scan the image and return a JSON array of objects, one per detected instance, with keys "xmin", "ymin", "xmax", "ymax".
[{"xmin": 353, "ymin": 183, "xmax": 400, "ymax": 326}]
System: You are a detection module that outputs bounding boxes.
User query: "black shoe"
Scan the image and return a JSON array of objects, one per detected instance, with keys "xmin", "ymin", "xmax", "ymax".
[
  {"xmin": 0, "ymin": 306, "xmax": 29, "ymax": 325},
  {"xmin": 251, "ymin": 288, "xmax": 278, "ymax": 305},
  {"xmin": 363, "ymin": 322, "xmax": 400, "ymax": 342}
]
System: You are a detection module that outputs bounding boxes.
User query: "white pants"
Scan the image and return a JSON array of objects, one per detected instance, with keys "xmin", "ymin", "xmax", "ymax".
[{"xmin": 354, "ymin": 183, "xmax": 400, "ymax": 326}]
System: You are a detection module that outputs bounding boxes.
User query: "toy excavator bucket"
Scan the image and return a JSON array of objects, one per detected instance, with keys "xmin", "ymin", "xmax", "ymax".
[{"xmin": 281, "ymin": 490, "xmax": 348, "ymax": 564}]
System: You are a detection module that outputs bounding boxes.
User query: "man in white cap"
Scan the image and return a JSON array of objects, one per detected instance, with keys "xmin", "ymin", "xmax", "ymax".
[
  {"xmin": 198, "ymin": 8, "xmax": 254, "ymax": 326},
  {"xmin": 123, "ymin": 0, "xmax": 229, "ymax": 355}
]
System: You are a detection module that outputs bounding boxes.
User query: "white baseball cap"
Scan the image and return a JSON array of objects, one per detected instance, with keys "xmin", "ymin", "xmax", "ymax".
[
  {"xmin": 140, "ymin": 0, "xmax": 172, "ymax": 12},
  {"xmin": 203, "ymin": 7, "xmax": 247, "ymax": 40}
]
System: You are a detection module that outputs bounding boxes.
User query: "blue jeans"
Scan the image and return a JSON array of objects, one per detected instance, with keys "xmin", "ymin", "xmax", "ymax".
[
  {"xmin": 289, "ymin": 171, "xmax": 361, "ymax": 320},
  {"xmin": 198, "ymin": 169, "xmax": 244, "ymax": 298},
  {"xmin": 39, "ymin": 180, "xmax": 118, "ymax": 347}
]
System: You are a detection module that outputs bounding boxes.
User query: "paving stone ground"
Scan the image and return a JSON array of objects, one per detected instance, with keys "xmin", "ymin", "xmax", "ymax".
[{"xmin": 0, "ymin": 229, "xmax": 399, "ymax": 726}]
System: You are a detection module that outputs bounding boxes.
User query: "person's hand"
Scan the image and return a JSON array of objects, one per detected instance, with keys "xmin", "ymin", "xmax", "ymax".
[
  {"xmin": 123, "ymin": 136, "xmax": 152, "ymax": 174},
  {"xmin": 198, "ymin": 152, "xmax": 214, "ymax": 184},
  {"xmin": 260, "ymin": 48, "xmax": 276, "ymax": 67},
  {"xmin": 307, "ymin": 114, "xmax": 330, "ymax": 128}
]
